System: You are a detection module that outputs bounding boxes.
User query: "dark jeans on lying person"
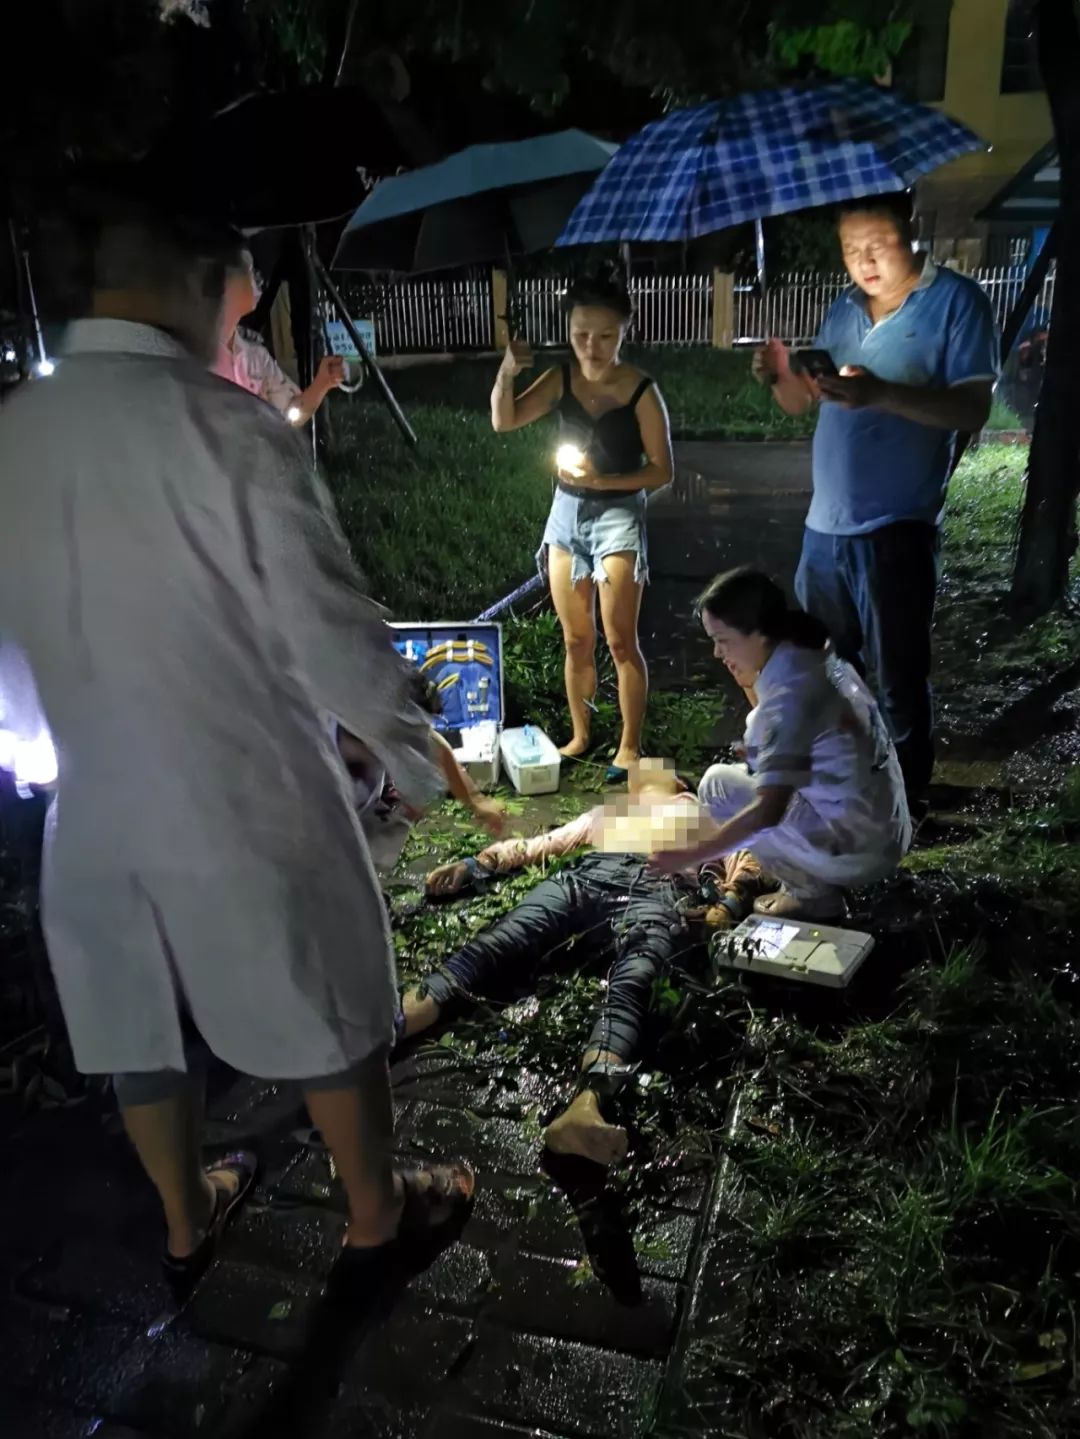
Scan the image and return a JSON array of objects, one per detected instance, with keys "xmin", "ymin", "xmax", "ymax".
[
  {"xmin": 417, "ymin": 852, "xmax": 694, "ymax": 1062},
  {"xmin": 795, "ymin": 519, "xmax": 940, "ymax": 801}
]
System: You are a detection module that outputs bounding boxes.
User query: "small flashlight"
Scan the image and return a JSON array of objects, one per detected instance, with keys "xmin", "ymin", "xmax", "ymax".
[
  {"xmin": 286, "ymin": 404, "xmax": 303, "ymax": 424},
  {"xmin": 34, "ymin": 358, "xmax": 55, "ymax": 378},
  {"xmin": 556, "ymin": 443, "xmax": 585, "ymax": 476}
]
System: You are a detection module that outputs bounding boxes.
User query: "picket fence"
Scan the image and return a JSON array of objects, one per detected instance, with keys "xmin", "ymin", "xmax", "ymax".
[{"xmin": 335, "ymin": 264, "xmax": 1057, "ymax": 356}]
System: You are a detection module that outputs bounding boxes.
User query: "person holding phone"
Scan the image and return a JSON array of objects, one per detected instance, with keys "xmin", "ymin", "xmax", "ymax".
[
  {"xmin": 490, "ymin": 268, "xmax": 674, "ymax": 783},
  {"xmin": 752, "ymin": 192, "xmax": 999, "ymax": 813},
  {"xmin": 215, "ymin": 245, "xmax": 345, "ymax": 424}
]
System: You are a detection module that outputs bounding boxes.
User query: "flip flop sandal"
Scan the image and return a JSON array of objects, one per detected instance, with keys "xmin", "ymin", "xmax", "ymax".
[
  {"xmin": 329, "ymin": 1159, "xmax": 475, "ymax": 1290},
  {"xmin": 161, "ymin": 1149, "xmax": 258, "ymax": 1298},
  {"xmin": 605, "ymin": 765, "xmax": 629, "ymax": 784}
]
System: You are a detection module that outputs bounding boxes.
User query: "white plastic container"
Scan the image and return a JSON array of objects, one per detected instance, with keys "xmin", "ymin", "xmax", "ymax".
[
  {"xmin": 500, "ymin": 725, "xmax": 562, "ymax": 796},
  {"xmin": 456, "ymin": 719, "xmax": 501, "ymax": 789}
]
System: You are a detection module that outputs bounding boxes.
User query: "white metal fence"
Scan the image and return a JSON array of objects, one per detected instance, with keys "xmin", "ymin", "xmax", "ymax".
[
  {"xmin": 732, "ymin": 272, "xmax": 847, "ymax": 346},
  {"xmin": 511, "ymin": 273, "xmax": 715, "ymax": 347},
  {"xmin": 333, "ymin": 263, "xmax": 1056, "ymax": 355},
  {"xmin": 337, "ymin": 272, "xmax": 493, "ymax": 353}
]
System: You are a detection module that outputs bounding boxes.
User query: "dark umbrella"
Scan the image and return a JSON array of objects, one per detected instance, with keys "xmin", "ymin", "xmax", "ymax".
[
  {"xmin": 333, "ymin": 129, "xmax": 617, "ymax": 273},
  {"xmin": 140, "ymin": 87, "xmax": 423, "ymax": 230}
]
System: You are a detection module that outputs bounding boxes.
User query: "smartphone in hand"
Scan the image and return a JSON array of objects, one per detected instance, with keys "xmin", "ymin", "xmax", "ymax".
[{"xmin": 790, "ymin": 349, "xmax": 839, "ymax": 381}]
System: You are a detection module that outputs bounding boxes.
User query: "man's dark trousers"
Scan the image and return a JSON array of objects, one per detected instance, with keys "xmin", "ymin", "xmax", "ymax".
[{"xmin": 795, "ymin": 519, "xmax": 939, "ymax": 800}]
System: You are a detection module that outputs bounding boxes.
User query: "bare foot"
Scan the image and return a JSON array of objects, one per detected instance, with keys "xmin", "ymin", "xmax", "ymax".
[
  {"xmin": 544, "ymin": 1090, "xmax": 628, "ymax": 1166},
  {"xmin": 400, "ymin": 988, "xmax": 442, "ymax": 1038},
  {"xmin": 559, "ymin": 736, "xmax": 591, "ymax": 759},
  {"xmin": 611, "ymin": 749, "xmax": 640, "ymax": 773}
]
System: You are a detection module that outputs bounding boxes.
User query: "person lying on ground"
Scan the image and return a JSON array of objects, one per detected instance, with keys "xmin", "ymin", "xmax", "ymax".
[
  {"xmin": 400, "ymin": 759, "xmax": 772, "ymax": 1167},
  {"xmin": 651, "ymin": 569, "xmax": 911, "ymax": 922}
]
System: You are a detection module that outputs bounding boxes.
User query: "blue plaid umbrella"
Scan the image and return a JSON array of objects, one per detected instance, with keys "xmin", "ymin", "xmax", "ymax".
[{"xmin": 557, "ymin": 78, "xmax": 986, "ymax": 248}]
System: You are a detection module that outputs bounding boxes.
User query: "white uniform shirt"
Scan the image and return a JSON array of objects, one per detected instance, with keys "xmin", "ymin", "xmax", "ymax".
[
  {"xmin": 746, "ymin": 641, "xmax": 909, "ymax": 861},
  {"xmin": 0, "ymin": 320, "xmax": 439, "ymax": 1078}
]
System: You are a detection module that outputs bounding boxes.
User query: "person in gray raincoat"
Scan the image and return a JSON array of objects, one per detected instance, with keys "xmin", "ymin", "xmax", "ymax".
[{"xmin": 0, "ymin": 197, "xmax": 473, "ymax": 1290}]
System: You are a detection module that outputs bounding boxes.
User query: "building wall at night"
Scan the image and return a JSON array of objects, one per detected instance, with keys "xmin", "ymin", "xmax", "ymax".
[{"xmin": 895, "ymin": 0, "xmax": 1053, "ymax": 259}]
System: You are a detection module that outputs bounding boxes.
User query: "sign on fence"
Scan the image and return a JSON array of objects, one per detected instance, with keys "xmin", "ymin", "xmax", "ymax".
[{"xmin": 325, "ymin": 317, "xmax": 377, "ymax": 360}]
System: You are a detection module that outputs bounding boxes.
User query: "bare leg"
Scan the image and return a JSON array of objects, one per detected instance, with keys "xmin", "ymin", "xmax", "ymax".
[
  {"xmin": 544, "ymin": 1047, "xmax": 629, "ymax": 1167},
  {"xmin": 303, "ymin": 1046, "xmax": 404, "ymax": 1249},
  {"xmin": 598, "ymin": 552, "xmax": 647, "ymax": 771},
  {"xmin": 400, "ymin": 987, "xmax": 442, "ymax": 1038},
  {"xmin": 121, "ymin": 1076, "xmax": 239, "ymax": 1259},
  {"xmin": 548, "ymin": 545, "xmax": 597, "ymax": 757}
]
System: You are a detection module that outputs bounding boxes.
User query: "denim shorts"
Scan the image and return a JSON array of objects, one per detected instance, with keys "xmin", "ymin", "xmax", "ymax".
[{"xmin": 539, "ymin": 486, "xmax": 648, "ymax": 586}]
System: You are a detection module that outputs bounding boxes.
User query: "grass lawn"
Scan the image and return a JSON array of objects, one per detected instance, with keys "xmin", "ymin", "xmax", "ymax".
[
  {"xmin": 368, "ymin": 345, "xmax": 815, "ymax": 439},
  {"xmin": 935, "ymin": 443, "xmax": 1080, "ymax": 731}
]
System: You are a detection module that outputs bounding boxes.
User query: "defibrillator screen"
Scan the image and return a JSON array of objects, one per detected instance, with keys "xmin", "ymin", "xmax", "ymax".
[{"xmin": 748, "ymin": 919, "xmax": 801, "ymax": 958}]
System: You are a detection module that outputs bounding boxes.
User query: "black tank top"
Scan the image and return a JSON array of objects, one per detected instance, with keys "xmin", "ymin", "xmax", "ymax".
[{"xmin": 556, "ymin": 364, "xmax": 654, "ymax": 498}]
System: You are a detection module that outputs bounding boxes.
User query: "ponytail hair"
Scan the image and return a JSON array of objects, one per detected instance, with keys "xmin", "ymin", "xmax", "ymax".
[
  {"xmin": 695, "ymin": 567, "xmax": 829, "ymax": 651},
  {"xmin": 561, "ymin": 261, "xmax": 633, "ymax": 321}
]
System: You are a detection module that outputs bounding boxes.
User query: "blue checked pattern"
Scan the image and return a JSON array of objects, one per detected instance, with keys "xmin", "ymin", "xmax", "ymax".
[{"xmin": 557, "ymin": 78, "xmax": 986, "ymax": 246}]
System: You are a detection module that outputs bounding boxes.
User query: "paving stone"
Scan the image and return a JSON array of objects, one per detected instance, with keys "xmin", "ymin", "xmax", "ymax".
[
  {"xmin": 424, "ymin": 1416, "xmax": 572, "ymax": 1439},
  {"xmin": 274, "ymin": 1148, "xmax": 349, "ymax": 1213},
  {"xmin": 0, "ymin": 1306, "xmax": 143, "ymax": 1412},
  {"xmin": 395, "ymin": 1101, "xmax": 541, "ymax": 1176},
  {"xmin": 204, "ymin": 1076, "xmax": 305, "ymax": 1140},
  {"xmin": 183, "ymin": 1258, "xmax": 327, "ymax": 1360},
  {"xmin": 467, "ymin": 1175, "xmax": 697, "ymax": 1281},
  {"xmin": 102, "ymin": 1328, "xmax": 287, "ymax": 1439},
  {"xmin": 456, "ymin": 1328, "xmax": 662, "ymax": 1438},
  {"xmin": 223, "ymin": 1200, "xmax": 347, "ymax": 1278},
  {"xmin": 3, "ymin": 1395, "xmax": 107, "ymax": 1439},
  {"xmin": 409, "ymin": 1240, "xmax": 498, "ymax": 1311},
  {"xmin": 14, "ymin": 1236, "xmax": 174, "ymax": 1328},
  {"xmin": 341, "ymin": 1302, "xmax": 474, "ymax": 1400},
  {"xmin": 491, "ymin": 1252, "xmax": 680, "ymax": 1356}
]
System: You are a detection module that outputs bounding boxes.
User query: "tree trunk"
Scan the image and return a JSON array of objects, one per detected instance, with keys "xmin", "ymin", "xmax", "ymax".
[{"xmin": 1010, "ymin": 0, "xmax": 1080, "ymax": 617}]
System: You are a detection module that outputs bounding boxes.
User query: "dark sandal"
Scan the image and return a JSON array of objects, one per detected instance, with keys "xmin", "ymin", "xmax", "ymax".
[
  {"xmin": 331, "ymin": 1159, "xmax": 476, "ymax": 1285},
  {"xmin": 161, "ymin": 1149, "xmax": 258, "ymax": 1296}
]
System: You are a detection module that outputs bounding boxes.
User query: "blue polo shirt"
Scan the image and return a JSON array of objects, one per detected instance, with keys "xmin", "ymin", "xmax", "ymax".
[{"xmin": 807, "ymin": 258, "xmax": 1000, "ymax": 536}]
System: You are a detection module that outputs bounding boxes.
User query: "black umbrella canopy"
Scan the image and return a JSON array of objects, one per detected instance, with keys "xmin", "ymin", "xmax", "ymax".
[
  {"xmin": 336, "ymin": 172, "xmax": 602, "ymax": 273},
  {"xmin": 140, "ymin": 87, "xmax": 425, "ymax": 230},
  {"xmin": 334, "ymin": 130, "xmax": 617, "ymax": 273}
]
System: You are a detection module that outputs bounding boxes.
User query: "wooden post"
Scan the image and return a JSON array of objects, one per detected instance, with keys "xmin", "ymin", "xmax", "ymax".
[
  {"xmin": 712, "ymin": 270, "xmax": 735, "ymax": 349},
  {"xmin": 492, "ymin": 269, "xmax": 510, "ymax": 351}
]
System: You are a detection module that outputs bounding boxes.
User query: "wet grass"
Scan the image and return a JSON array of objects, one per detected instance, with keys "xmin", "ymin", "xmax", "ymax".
[
  {"xmin": 361, "ymin": 347, "xmax": 815, "ymax": 440},
  {"xmin": 936, "ymin": 444, "xmax": 1080, "ymax": 725}
]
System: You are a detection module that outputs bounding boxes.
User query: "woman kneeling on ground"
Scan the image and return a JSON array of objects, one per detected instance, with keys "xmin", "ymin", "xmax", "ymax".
[
  {"xmin": 490, "ymin": 267, "xmax": 674, "ymax": 782},
  {"xmin": 652, "ymin": 568, "xmax": 911, "ymax": 919}
]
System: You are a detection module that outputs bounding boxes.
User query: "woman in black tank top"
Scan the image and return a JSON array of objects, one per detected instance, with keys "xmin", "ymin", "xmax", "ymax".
[{"xmin": 490, "ymin": 270, "xmax": 674, "ymax": 780}]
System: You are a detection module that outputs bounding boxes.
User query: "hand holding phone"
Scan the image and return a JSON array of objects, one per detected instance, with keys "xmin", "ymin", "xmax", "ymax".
[{"xmin": 790, "ymin": 348, "xmax": 839, "ymax": 381}]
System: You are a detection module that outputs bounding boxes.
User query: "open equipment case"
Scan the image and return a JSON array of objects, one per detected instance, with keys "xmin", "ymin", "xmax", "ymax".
[
  {"xmin": 391, "ymin": 622, "xmax": 504, "ymax": 789},
  {"xmin": 711, "ymin": 915, "xmax": 875, "ymax": 989}
]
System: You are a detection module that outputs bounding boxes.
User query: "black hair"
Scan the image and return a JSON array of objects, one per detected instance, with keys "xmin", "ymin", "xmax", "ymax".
[
  {"xmin": 695, "ymin": 567, "xmax": 829, "ymax": 651},
  {"xmin": 834, "ymin": 191, "xmax": 916, "ymax": 248},
  {"xmin": 561, "ymin": 262, "xmax": 633, "ymax": 321}
]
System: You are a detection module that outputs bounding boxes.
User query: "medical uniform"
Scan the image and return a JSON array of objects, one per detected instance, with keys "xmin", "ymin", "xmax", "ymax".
[{"xmin": 700, "ymin": 641, "xmax": 911, "ymax": 905}]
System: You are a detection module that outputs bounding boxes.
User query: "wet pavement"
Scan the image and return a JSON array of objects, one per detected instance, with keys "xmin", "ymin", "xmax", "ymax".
[{"xmin": 641, "ymin": 441, "xmax": 811, "ymax": 695}]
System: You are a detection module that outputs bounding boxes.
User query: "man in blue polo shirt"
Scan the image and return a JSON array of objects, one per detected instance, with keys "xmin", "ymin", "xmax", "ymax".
[{"xmin": 753, "ymin": 192, "xmax": 999, "ymax": 808}]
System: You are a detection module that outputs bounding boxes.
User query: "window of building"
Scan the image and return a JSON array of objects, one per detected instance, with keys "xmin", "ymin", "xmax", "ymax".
[
  {"xmin": 1001, "ymin": 0, "xmax": 1042, "ymax": 93},
  {"xmin": 891, "ymin": 15, "xmax": 950, "ymax": 103}
]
